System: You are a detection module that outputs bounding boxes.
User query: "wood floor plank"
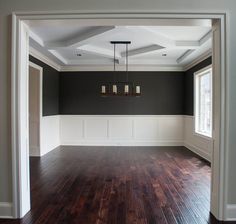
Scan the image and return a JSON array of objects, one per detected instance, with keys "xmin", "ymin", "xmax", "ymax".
[{"xmin": 1, "ymin": 146, "xmax": 230, "ymax": 224}]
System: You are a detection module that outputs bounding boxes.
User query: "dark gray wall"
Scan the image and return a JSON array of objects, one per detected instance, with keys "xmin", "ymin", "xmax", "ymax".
[
  {"xmin": 59, "ymin": 71, "xmax": 185, "ymax": 115},
  {"xmin": 184, "ymin": 57, "xmax": 212, "ymax": 115},
  {"xmin": 29, "ymin": 56, "xmax": 211, "ymax": 116},
  {"xmin": 29, "ymin": 55, "xmax": 59, "ymax": 116}
]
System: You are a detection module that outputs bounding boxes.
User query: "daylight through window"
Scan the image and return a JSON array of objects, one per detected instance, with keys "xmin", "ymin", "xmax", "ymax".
[{"xmin": 194, "ymin": 66, "xmax": 212, "ymax": 137}]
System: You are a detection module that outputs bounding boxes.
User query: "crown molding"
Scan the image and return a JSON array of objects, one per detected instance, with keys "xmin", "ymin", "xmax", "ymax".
[
  {"xmin": 30, "ymin": 46, "xmax": 211, "ymax": 72},
  {"xmin": 29, "ymin": 47, "xmax": 61, "ymax": 71},
  {"xmin": 183, "ymin": 49, "xmax": 212, "ymax": 71},
  {"xmin": 60, "ymin": 64, "xmax": 185, "ymax": 72}
]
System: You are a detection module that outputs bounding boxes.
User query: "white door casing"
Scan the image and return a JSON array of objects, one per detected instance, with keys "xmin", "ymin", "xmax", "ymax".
[{"xmin": 11, "ymin": 12, "xmax": 227, "ymax": 220}]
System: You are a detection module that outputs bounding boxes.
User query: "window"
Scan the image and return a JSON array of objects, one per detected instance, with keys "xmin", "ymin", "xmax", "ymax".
[{"xmin": 194, "ymin": 66, "xmax": 212, "ymax": 138}]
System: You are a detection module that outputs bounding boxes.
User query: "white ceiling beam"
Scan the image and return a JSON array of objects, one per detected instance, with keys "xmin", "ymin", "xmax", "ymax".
[
  {"xmin": 138, "ymin": 27, "xmax": 175, "ymax": 47},
  {"xmin": 125, "ymin": 19, "xmax": 211, "ymax": 27},
  {"xmin": 29, "ymin": 30, "xmax": 44, "ymax": 47},
  {"xmin": 67, "ymin": 58, "xmax": 178, "ymax": 65},
  {"xmin": 199, "ymin": 30, "xmax": 212, "ymax": 45},
  {"xmin": 60, "ymin": 64, "xmax": 184, "ymax": 72},
  {"xmin": 175, "ymin": 40, "xmax": 200, "ymax": 49},
  {"xmin": 176, "ymin": 31, "xmax": 212, "ymax": 64},
  {"xmin": 176, "ymin": 49, "xmax": 195, "ymax": 64},
  {"xmin": 135, "ymin": 27, "xmax": 200, "ymax": 49},
  {"xmin": 46, "ymin": 26, "xmax": 115, "ymax": 49},
  {"xmin": 120, "ymin": 44, "xmax": 165, "ymax": 57},
  {"xmin": 29, "ymin": 47, "xmax": 61, "ymax": 71},
  {"xmin": 48, "ymin": 50, "xmax": 68, "ymax": 64},
  {"xmin": 78, "ymin": 45, "xmax": 121, "ymax": 60}
]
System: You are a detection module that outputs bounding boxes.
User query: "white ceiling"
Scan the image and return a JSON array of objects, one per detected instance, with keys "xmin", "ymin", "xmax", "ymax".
[{"xmin": 27, "ymin": 19, "xmax": 212, "ymax": 71}]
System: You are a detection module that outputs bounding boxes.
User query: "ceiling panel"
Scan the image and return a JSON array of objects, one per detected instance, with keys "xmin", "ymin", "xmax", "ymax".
[{"xmin": 27, "ymin": 19, "xmax": 212, "ymax": 69}]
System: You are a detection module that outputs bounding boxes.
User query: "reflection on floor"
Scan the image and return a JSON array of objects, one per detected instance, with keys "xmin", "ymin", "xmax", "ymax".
[{"xmin": 0, "ymin": 146, "xmax": 215, "ymax": 224}]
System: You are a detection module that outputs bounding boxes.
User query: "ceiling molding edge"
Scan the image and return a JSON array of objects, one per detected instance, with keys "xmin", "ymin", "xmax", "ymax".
[
  {"xmin": 60, "ymin": 65, "xmax": 185, "ymax": 72},
  {"xmin": 183, "ymin": 49, "xmax": 212, "ymax": 71},
  {"xmin": 29, "ymin": 47, "xmax": 61, "ymax": 71},
  {"xmin": 30, "ymin": 46, "xmax": 212, "ymax": 72}
]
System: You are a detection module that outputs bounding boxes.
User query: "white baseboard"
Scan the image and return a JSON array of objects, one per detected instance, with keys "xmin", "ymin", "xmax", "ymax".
[
  {"xmin": 0, "ymin": 202, "xmax": 13, "ymax": 218},
  {"xmin": 61, "ymin": 140, "xmax": 184, "ymax": 147},
  {"xmin": 226, "ymin": 204, "xmax": 236, "ymax": 221},
  {"xmin": 184, "ymin": 142, "xmax": 211, "ymax": 162}
]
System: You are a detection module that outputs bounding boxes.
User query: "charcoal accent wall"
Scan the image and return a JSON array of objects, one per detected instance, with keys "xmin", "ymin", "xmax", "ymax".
[
  {"xmin": 29, "ymin": 55, "xmax": 59, "ymax": 116},
  {"xmin": 184, "ymin": 57, "xmax": 212, "ymax": 115},
  {"xmin": 59, "ymin": 71, "xmax": 185, "ymax": 115}
]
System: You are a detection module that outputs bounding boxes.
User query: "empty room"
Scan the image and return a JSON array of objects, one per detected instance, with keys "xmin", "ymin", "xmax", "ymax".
[{"xmin": 0, "ymin": 9, "xmax": 234, "ymax": 224}]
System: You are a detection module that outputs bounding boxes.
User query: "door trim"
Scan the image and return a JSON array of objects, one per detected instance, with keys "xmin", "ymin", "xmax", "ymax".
[{"xmin": 11, "ymin": 12, "xmax": 228, "ymax": 220}]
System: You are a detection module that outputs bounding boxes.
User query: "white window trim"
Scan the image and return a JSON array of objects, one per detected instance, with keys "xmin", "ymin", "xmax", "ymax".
[{"xmin": 194, "ymin": 64, "xmax": 213, "ymax": 138}]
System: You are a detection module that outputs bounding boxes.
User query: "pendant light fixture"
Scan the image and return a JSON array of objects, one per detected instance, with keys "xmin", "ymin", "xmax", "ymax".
[{"xmin": 100, "ymin": 41, "xmax": 141, "ymax": 97}]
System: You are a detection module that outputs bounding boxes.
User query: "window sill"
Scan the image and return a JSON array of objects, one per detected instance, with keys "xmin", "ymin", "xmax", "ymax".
[{"xmin": 194, "ymin": 131, "xmax": 212, "ymax": 140}]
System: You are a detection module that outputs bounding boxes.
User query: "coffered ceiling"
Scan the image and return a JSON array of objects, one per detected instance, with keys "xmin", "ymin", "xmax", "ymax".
[{"xmin": 26, "ymin": 19, "xmax": 212, "ymax": 71}]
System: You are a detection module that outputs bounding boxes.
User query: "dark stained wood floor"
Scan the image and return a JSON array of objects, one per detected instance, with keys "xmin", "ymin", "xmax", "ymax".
[{"xmin": 0, "ymin": 146, "xmax": 232, "ymax": 224}]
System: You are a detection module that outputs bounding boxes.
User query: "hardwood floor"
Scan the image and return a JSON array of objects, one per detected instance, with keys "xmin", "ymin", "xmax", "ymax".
[{"xmin": 0, "ymin": 146, "xmax": 232, "ymax": 224}]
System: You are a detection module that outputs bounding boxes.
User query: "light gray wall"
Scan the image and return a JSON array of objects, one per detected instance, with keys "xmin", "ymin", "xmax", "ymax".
[{"xmin": 0, "ymin": 0, "xmax": 236, "ymax": 204}]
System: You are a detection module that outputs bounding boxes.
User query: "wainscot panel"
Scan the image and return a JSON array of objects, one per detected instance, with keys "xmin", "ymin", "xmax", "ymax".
[{"xmin": 60, "ymin": 115, "xmax": 184, "ymax": 146}]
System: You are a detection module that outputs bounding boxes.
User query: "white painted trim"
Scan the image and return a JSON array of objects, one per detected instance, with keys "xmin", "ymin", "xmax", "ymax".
[
  {"xmin": 194, "ymin": 64, "xmax": 212, "ymax": 76},
  {"xmin": 11, "ymin": 13, "xmax": 18, "ymax": 219},
  {"xmin": 60, "ymin": 64, "xmax": 185, "ymax": 71},
  {"xmin": 60, "ymin": 115, "xmax": 184, "ymax": 146},
  {"xmin": 184, "ymin": 49, "xmax": 212, "ymax": 71},
  {"xmin": 29, "ymin": 42, "xmax": 211, "ymax": 73},
  {"xmin": 11, "ymin": 12, "xmax": 227, "ymax": 221},
  {"xmin": 29, "ymin": 30, "xmax": 44, "ymax": 47},
  {"xmin": 30, "ymin": 47, "xmax": 211, "ymax": 72},
  {"xmin": 226, "ymin": 204, "xmax": 236, "ymax": 221},
  {"xmin": 29, "ymin": 47, "xmax": 213, "ymax": 72},
  {"xmin": 0, "ymin": 202, "xmax": 13, "ymax": 219},
  {"xmin": 61, "ymin": 141, "xmax": 183, "ymax": 146},
  {"xmin": 41, "ymin": 115, "xmax": 60, "ymax": 156},
  {"xmin": 30, "ymin": 46, "xmax": 186, "ymax": 71},
  {"xmin": 184, "ymin": 142, "xmax": 211, "ymax": 162},
  {"xmin": 48, "ymin": 49, "xmax": 68, "ymax": 64},
  {"xmin": 194, "ymin": 64, "xmax": 213, "ymax": 138},
  {"xmin": 29, "ymin": 47, "xmax": 61, "ymax": 71},
  {"xmin": 60, "ymin": 114, "xmax": 184, "ymax": 118}
]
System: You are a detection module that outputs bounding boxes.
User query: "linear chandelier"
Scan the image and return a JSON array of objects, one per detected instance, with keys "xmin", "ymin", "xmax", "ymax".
[{"xmin": 101, "ymin": 41, "xmax": 141, "ymax": 97}]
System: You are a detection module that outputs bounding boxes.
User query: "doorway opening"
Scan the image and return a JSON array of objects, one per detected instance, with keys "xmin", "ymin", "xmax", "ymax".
[
  {"xmin": 11, "ymin": 13, "xmax": 227, "ymax": 222},
  {"xmin": 28, "ymin": 62, "xmax": 42, "ymax": 157}
]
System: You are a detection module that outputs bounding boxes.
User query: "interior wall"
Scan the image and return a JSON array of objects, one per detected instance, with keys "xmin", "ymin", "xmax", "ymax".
[
  {"xmin": 1, "ymin": 2, "xmax": 235, "ymax": 216},
  {"xmin": 30, "ymin": 55, "xmax": 213, "ymax": 161},
  {"xmin": 183, "ymin": 57, "xmax": 213, "ymax": 162},
  {"xmin": 29, "ymin": 66, "xmax": 41, "ymax": 156},
  {"xmin": 41, "ymin": 115, "xmax": 60, "ymax": 155},
  {"xmin": 30, "ymin": 56, "xmax": 212, "ymax": 117},
  {"xmin": 60, "ymin": 71, "xmax": 185, "ymax": 115},
  {"xmin": 184, "ymin": 116, "xmax": 213, "ymax": 161}
]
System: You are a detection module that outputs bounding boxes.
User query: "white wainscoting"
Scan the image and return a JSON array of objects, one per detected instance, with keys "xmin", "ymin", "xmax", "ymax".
[
  {"xmin": 41, "ymin": 115, "xmax": 60, "ymax": 156},
  {"xmin": 226, "ymin": 204, "xmax": 236, "ymax": 221},
  {"xmin": 184, "ymin": 115, "xmax": 213, "ymax": 162},
  {"xmin": 60, "ymin": 115, "xmax": 184, "ymax": 146},
  {"xmin": 0, "ymin": 202, "xmax": 13, "ymax": 218}
]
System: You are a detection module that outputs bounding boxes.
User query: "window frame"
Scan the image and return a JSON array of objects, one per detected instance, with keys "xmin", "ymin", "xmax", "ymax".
[{"xmin": 194, "ymin": 64, "xmax": 213, "ymax": 139}]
